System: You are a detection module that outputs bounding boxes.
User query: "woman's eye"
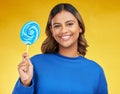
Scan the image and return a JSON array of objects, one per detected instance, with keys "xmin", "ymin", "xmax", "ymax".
[
  {"xmin": 54, "ymin": 25, "xmax": 61, "ymax": 28},
  {"xmin": 67, "ymin": 23, "xmax": 74, "ymax": 26}
]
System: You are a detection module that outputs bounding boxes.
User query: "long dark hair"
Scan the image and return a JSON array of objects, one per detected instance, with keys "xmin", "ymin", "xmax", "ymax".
[{"xmin": 41, "ymin": 3, "xmax": 88, "ymax": 56}]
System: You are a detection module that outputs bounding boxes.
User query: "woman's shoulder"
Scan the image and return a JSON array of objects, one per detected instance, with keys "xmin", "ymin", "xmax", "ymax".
[
  {"xmin": 82, "ymin": 57, "xmax": 104, "ymax": 72},
  {"xmin": 30, "ymin": 53, "xmax": 53, "ymax": 60},
  {"xmin": 30, "ymin": 53, "xmax": 53, "ymax": 64}
]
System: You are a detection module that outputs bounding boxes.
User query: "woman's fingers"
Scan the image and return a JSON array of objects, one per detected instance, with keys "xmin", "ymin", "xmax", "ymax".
[
  {"xmin": 22, "ymin": 52, "xmax": 29, "ymax": 58},
  {"xmin": 22, "ymin": 52, "xmax": 32, "ymax": 66},
  {"xmin": 18, "ymin": 52, "xmax": 33, "ymax": 86},
  {"xmin": 18, "ymin": 58, "xmax": 29, "ymax": 72}
]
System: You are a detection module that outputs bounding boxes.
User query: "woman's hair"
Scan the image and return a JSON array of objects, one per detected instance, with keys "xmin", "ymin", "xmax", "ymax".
[{"xmin": 41, "ymin": 3, "xmax": 88, "ymax": 56}]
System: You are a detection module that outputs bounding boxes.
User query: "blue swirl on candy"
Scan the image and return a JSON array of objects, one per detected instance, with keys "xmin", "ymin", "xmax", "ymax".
[{"xmin": 20, "ymin": 21, "xmax": 40, "ymax": 45}]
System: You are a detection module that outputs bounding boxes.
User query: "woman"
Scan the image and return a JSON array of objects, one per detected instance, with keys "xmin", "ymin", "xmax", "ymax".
[{"xmin": 12, "ymin": 3, "xmax": 108, "ymax": 94}]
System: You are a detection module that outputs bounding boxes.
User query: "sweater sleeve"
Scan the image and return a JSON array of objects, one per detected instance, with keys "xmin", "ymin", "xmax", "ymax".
[
  {"xmin": 96, "ymin": 68, "xmax": 108, "ymax": 94},
  {"xmin": 12, "ymin": 78, "xmax": 34, "ymax": 94}
]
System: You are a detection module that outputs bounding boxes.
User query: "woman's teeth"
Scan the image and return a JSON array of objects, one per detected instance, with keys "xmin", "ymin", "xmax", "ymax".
[{"xmin": 61, "ymin": 35, "xmax": 71, "ymax": 40}]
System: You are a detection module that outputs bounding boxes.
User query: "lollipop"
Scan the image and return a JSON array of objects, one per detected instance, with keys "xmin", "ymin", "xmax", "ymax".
[{"xmin": 20, "ymin": 21, "xmax": 40, "ymax": 52}]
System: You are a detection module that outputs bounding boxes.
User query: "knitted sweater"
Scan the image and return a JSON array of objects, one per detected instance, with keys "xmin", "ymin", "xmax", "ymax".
[{"xmin": 12, "ymin": 53, "xmax": 108, "ymax": 94}]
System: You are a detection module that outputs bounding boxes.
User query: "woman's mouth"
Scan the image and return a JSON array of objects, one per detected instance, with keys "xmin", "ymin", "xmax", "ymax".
[{"xmin": 61, "ymin": 35, "xmax": 71, "ymax": 41}]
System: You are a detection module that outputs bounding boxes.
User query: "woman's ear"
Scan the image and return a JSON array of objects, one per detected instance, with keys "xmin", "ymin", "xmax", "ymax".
[
  {"xmin": 79, "ymin": 28, "xmax": 82, "ymax": 33},
  {"xmin": 50, "ymin": 26, "xmax": 53, "ymax": 33},
  {"xmin": 50, "ymin": 26, "xmax": 54, "ymax": 36}
]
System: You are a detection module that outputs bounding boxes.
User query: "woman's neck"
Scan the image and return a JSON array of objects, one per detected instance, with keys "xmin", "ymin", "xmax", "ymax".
[{"xmin": 58, "ymin": 46, "xmax": 79, "ymax": 58}]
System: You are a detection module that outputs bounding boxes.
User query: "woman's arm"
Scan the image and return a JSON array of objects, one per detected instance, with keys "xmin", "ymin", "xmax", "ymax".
[{"xmin": 12, "ymin": 53, "xmax": 34, "ymax": 94}]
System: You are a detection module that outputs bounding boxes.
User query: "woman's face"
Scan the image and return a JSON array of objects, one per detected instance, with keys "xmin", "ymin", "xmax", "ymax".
[{"xmin": 51, "ymin": 10, "xmax": 82, "ymax": 49}]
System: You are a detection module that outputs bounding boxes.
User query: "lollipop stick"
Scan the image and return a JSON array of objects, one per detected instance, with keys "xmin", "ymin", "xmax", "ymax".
[{"xmin": 26, "ymin": 45, "xmax": 29, "ymax": 53}]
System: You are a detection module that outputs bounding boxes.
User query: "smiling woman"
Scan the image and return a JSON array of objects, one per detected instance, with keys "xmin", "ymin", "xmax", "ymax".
[
  {"xmin": 12, "ymin": 3, "xmax": 108, "ymax": 94},
  {"xmin": 41, "ymin": 3, "xmax": 88, "ymax": 57},
  {"xmin": 50, "ymin": 10, "xmax": 82, "ymax": 57}
]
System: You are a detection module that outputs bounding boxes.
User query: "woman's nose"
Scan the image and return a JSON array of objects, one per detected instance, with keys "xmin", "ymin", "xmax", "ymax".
[{"xmin": 61, "ymin": 26, "xmax": 68, "ymax": 33}]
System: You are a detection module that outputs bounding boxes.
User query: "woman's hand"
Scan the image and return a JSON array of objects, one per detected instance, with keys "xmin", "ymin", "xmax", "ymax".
[{"xmin": 18, "ymin": 53, "xmax": 33, "ymax": 86}]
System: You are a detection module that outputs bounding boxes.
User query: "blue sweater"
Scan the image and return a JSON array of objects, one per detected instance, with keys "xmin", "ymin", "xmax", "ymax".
[{"xmin": 12, "ymin": 53, "xmax": 108, "ymax": 94}]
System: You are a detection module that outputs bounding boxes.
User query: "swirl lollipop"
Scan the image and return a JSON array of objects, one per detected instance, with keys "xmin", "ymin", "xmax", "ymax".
[{"xmin": 20, "ymin": 21, "xmax": 40, "ymax": 52}]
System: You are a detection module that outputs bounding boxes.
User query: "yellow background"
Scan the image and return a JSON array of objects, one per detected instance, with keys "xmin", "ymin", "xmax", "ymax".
[{"xmin": 0, "ymin": 0, "xmax": 120, "ymax": 94}]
